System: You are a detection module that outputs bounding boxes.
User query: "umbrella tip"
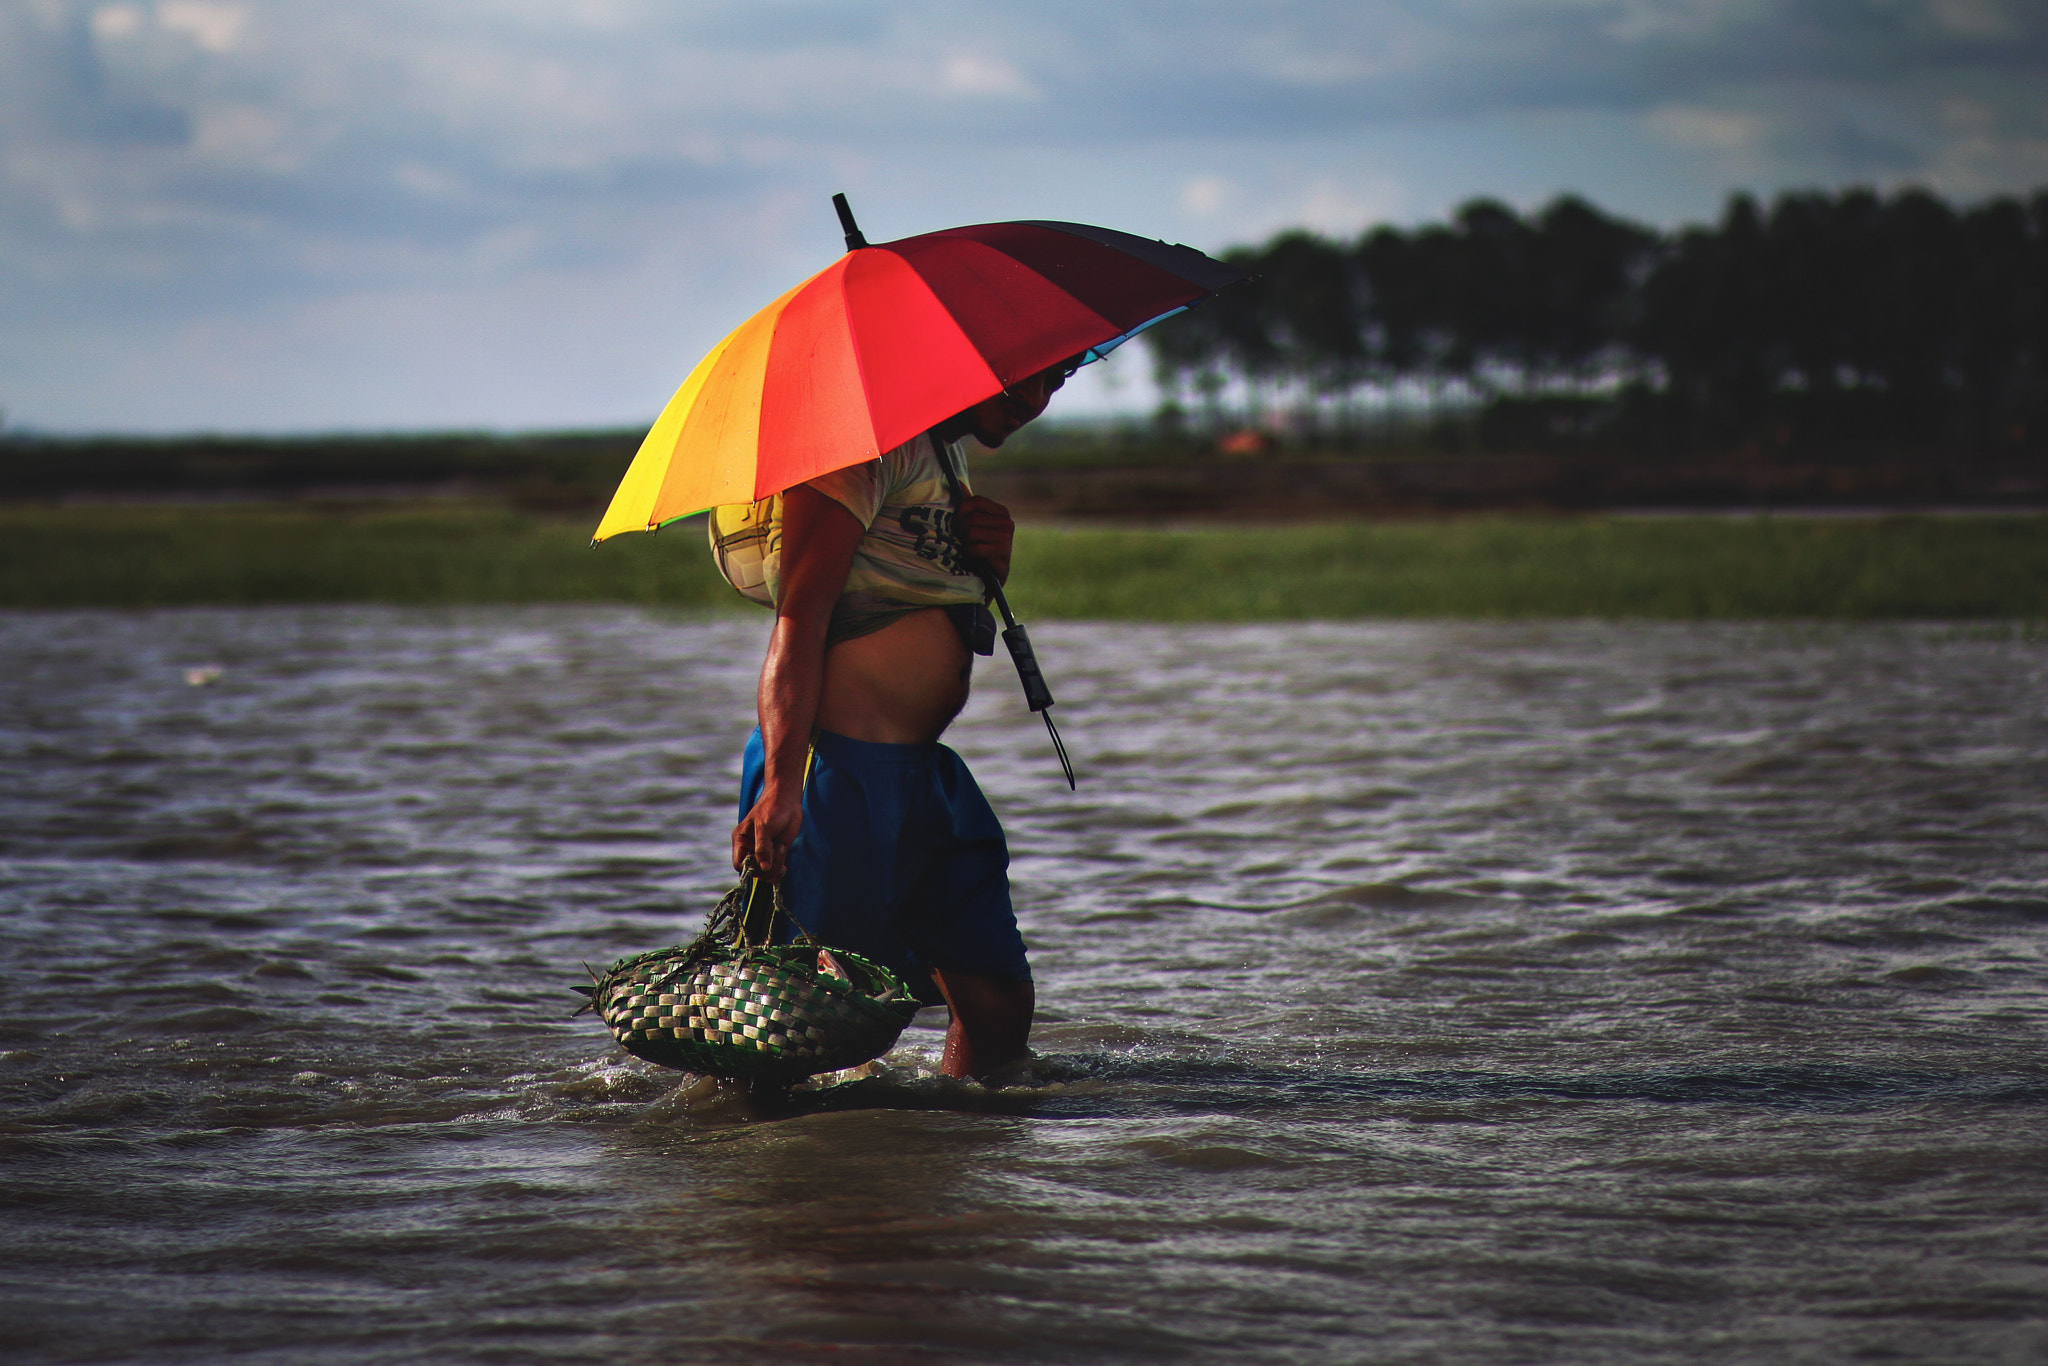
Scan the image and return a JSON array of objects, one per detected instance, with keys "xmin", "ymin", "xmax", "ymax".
[{"xmin": 832, "ymin": 192, "xmax": 868, "ymax": 251}]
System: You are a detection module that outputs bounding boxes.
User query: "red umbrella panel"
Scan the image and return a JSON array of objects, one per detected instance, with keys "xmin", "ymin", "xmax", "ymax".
[{"xmin": 593, "ymin": 219, "xmax": 1244, "ymax": 541}]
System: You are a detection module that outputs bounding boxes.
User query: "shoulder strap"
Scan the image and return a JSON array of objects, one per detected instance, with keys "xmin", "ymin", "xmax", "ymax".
[
  {"xmin": 922, "ymin": 426, "xmax": 1077, "ymax": 790},
  {"xmin": 932, "ymin": 431, "xmax": 971, "ymax": 507}
]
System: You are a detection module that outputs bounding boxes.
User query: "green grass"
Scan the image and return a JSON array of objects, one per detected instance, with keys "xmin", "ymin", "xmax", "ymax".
[
  {"xmin": 3, "ymin": 503, "xmax": 2045, "ymax": 619},
  {"xmin": 1008, "ymin": 516, "xmax": 2048, "ymax": 620},
  {"xmin": 0, "ymin": 504, "xmax": 737, "ymax": 610}
]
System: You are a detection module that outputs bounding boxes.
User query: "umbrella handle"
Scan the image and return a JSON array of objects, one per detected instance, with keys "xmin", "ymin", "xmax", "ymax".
[
  {"xmin": 933, "ymin": 430, "xmax": 1078, "ymax": 790},
  {"xmin": 981, "ymin": 574, "xmax": 1058, "ymax": 716},
  {"xmin": 998, "ymin": 615, "xmax": 1052, "ymax": 713},
  {"xmin": 996, "ymin": 611, "xmax": 1075, "ymax": 790}
]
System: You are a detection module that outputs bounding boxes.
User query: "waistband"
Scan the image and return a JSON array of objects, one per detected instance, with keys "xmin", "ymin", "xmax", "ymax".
[{"xmin": 751, "ymin": 727, "xmax": 957, "ymax": 768}]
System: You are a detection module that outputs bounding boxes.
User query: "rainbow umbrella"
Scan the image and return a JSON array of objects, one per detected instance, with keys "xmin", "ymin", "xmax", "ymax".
[{"xmin": 592, "ymin": 197, "xmax": 1244, "ymax": 542}]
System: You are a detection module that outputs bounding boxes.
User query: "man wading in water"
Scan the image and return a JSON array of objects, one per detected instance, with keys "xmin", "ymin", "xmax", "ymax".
[{"xmin": 715, "ymin": 361, "xmax": 1073, "ymax": 1083}]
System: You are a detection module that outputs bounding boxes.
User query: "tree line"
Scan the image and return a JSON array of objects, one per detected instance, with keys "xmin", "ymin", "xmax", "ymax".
[{"xmin": 1148, "ymin": 186, "xmax": 2048, "ymax": 460}]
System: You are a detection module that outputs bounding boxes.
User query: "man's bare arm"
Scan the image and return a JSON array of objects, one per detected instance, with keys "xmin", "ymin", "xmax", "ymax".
[{"xmin": 732, "ymin": 485, "xmax": 864, "ymax": 882}]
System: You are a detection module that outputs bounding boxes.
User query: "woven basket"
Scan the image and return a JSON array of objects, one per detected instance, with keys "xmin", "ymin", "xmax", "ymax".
[{"xmin": 585, "ymin": 874, "xmax": 920, "ymax": 1081}]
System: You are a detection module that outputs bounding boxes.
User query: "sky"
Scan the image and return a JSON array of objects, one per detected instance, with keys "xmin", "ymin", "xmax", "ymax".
[{"xmin": 3, "ymin": 0, "xmax": 2046, "ymax": 434}]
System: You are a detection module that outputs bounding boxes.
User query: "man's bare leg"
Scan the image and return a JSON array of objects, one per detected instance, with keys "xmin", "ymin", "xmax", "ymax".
[{"xmin": 932, "ymin": 970, "xmax": 1034, "ymax": 1081}]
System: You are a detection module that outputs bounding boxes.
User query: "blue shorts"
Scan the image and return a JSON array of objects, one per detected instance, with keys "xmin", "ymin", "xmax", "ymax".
[{"xmin": 739, "ymin": 728, "xmax": 1029, "ymax": 1003}]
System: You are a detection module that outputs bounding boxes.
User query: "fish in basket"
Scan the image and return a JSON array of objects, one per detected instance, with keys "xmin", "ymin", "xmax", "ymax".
[{"xmin": 578, "ymin": 867, "xmax": 920, "ymax": 1082}]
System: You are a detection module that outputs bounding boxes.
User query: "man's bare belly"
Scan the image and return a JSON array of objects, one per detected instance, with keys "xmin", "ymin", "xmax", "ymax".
[{"xmin": 815, "ymin": 607, "xmax": 972, "ymax": 744}]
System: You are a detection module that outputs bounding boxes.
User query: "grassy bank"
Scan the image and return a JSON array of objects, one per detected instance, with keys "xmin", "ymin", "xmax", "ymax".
[
  {"xmin": 2, "ymin": 503, "xmax": 2045, "ymax": 619},
  {"xmin": 0, "ymin": 505, "xmax": 733, "ymax": 610},
  {"xmin": 1013, "ymin": 515, "xmax": 2048, "ymax": 620}
]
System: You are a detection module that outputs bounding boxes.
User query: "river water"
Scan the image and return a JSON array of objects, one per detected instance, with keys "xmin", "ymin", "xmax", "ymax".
[{"xmin": 3, "ymin": 607, "xmax": 2046, "ymax": 1364}]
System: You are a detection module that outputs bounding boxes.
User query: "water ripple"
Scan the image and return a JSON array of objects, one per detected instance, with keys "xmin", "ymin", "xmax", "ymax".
[{"xmin": 2, "ymin": 608, "xmax": 2045, "ymax": 1364}]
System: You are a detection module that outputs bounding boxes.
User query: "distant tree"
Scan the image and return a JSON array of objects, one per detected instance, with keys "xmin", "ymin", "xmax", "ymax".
[
  {"xmin": 1634, "ymin": 193, "xmax": 1776, "ymax": 445},
  {"xmin": 1525, "ymin": 196, "xmax": 1660, "ymax": 382},
  {"xmin": 1148, "ymin": 183, "xmax": 2047, "ymax": 458},
  {"xmin": 1258, "ymin": 231, "xmax": 1369, "ymax": 390},
  {"xmin": 1352, "ymin": 222, "xmax": 1441, "ymax": 377},
  {"xmin": 1870, "ymin": 189, "xmax": 1965, "ymax": 445},
  {"xmin": 1148, "ymin": 247, "xmax": 1249, "ymax": 416}
]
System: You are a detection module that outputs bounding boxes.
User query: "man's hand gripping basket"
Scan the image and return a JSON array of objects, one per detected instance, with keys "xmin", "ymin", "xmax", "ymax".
[{"xmin": 579, "ymin": 868, "xmax": 920, "ymax": 1082}]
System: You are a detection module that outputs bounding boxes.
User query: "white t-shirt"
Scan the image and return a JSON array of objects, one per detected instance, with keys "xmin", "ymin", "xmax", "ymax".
[{"xmin": 708, "ymin": 432, "xmax": 989, "ymax": 643}]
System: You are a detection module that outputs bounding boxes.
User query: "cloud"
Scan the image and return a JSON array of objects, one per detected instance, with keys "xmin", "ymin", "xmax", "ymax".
[
  {"xmin": 1925, "ymin": 0, "xmax": 2022, "ymax": 41},
  {"xmin": 1295, "ymin": 176, "xmax": 1408, "ymax": 236},
  {"xmin": 89, "ymin": 5, "xmax": 144, "ymax": 42},
  {"xmin": 939, "ymin": 53, "xmax": 1037, "ymax": 99},
  {"xmin": 1180, "ymin": 175, "xmax": 1231, "ymax": 217},
  {"xmin": 1648, "ymin": 105, "xmax": 1770, "ymax": 152},
  {"xmin": 157, "ymin": 2, "xmax": 248, "ymax": 53},
  {"xmin": 3, "ymin": 0, "xmax": 2048, "ymax": 430}
]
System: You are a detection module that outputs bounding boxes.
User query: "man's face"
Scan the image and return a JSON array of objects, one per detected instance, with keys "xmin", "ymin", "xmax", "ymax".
[{"xmin": 959, "ymin": 364, "xmax": 1069, "ymax": 448}]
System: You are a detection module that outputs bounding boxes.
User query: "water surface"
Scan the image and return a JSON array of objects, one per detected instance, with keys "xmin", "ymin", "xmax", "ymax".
[{"xmin": 3, "ymin": 608, "xmax": 2046, "ymax": 1363}]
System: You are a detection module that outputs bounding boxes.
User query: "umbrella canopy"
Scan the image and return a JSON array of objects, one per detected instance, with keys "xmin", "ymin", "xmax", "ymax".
[{"xmin": 592, "ymin": 218, "xmax": 1244, "ymax": 542}]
